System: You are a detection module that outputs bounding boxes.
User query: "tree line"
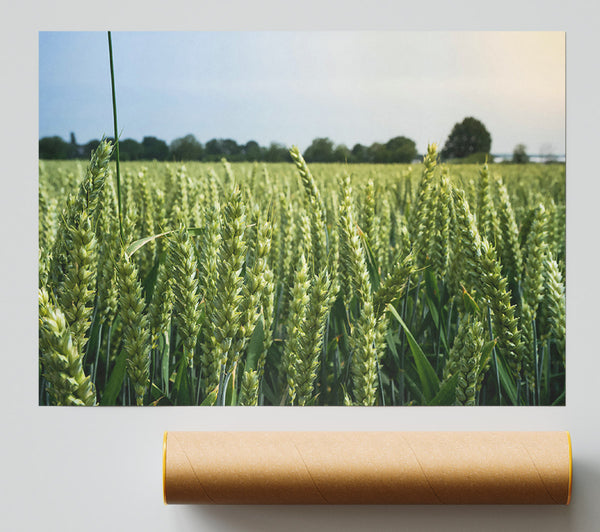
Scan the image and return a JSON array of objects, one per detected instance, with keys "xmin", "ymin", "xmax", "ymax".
[
  {"xmin": 38, "ymin": 132, "xmax": 422, "ymax": 164},
  {"xmin": 39, "ymin": 117, "xmax": 548, "ymax": 164}
]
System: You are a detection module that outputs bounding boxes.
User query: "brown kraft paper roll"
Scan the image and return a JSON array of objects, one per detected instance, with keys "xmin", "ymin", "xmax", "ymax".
[{"xmin": 163, "ymin": 431, "xmax": 572, "ymax": 505}]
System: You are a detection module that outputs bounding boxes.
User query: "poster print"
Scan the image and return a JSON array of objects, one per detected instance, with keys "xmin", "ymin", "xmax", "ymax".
[{"xmin": 38, "ymin": 31, "xmax": 565, "ymax": 406}]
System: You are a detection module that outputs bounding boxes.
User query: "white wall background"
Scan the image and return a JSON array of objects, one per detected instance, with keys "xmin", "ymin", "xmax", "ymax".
[{"xmin": 1, "ymin": 1, "xmax": 599, "ymax": 530}]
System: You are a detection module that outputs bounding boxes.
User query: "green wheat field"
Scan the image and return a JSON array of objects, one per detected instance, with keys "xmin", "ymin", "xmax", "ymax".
[{"xmin": 38, "ymin": 141, "xmax": 565, "ymax": 406}]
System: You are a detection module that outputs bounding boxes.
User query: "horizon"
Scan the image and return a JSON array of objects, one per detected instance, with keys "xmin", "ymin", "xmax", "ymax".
[
  {"xmin": 38, "ymin": 132, "xmax": 566, "ymax": 160},
  {"xmin": 39, "ymin": 31, "xmax": 565, "ymax": 155}
]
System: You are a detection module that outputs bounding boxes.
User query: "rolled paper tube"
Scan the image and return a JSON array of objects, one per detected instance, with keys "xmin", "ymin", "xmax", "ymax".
[{"xmin": 163, "ymin": 431, "xmax": 572, "ymax": 505}]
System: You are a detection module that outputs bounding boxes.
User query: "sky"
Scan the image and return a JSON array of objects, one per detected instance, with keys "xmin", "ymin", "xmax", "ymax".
[{"xmin": 39, "ymin": 31, "xmax": 565, "ymax": 156}]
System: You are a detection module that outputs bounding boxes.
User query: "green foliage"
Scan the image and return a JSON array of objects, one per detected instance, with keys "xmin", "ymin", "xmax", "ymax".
[
  {"xmin": 520, "ymin": 204, "xmax": 548, "ymax": 389},
  {"xmin": 170, "ymin": 134, "xmax": 204, "ymax": 161},
  {"xmin": 282, "ymin": 254, "xmax": 311, "ymax": 404},
  {"xmin": 39, "ymin": 288, "xmax": 97, "ymax": 406},
  {"xmin": 238, "ymin": 369, "xmax": 260, "ymax": 406},
  {"xmin": 512, "ymin": 144, "xmax": 529, "ymax": 164},
  {"xmin": 496, "ymin": 176, "xmax": 523, "ymax": 292},
  {"xmin": 40, "ymin": 133, "xmax": 421, "ymax": 164},
  {"xmin": 116, "ymin": 251, "xmax": 151, "ymax": 406},
  {"xmin": 141, "ymin": 136, "xmax": 169, "ymax": 161},
  {"xmin": 168, "ymin": 227, "xmax": 202, "ymax": 368},
  {"xmin": 202, "ymin": 186, "xmax": 247, "ymax": 393},
  {"xmin": 39, "ymin": 147, "xmax": 565, "ymax": 406},
  {"xmin": 304, "ymin": 137, "xmax": 336, "ymax": 163},
  {"xmin": 39, "ymin": 136, "xmax": 70, "ymax": 160},
  {"xmin": 443, "ymin": 315, "xmax": 489, "ymax": 406},
  {"xmin": 479, "ymin": 239, "xmax": 524, "ymax": 384},
  {"xmin": 441, "ymin": 117, "xmax": 492, "ymax": 160},
  {"xmin": 409, "ymin": 143, "xmax": 438, "ymax": 268},
  {"xmin": 384, "ymin": 136, "xmax": 418, "ymax": 163},
  {"xmin": 58, "ymin": 211, "xmax": 97, "ymax": 354}
]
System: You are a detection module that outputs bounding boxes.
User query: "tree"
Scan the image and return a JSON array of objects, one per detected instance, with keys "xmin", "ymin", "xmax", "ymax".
[
  {"xmin": 385, "ymin": 136, "xmax": 418, "ymax": 163},
  {"xmin": 512, "ymin": 144, "xmax": 529, "ymax": 164},
  {"xmin": 367, "ymin": 142, "xmax": 386, "ymax": 163},
  {"xmin": 441, "ymin": 117, "xmax": 492, "ymax": 160},
  {"xmin": 204, "ymin": 138, "xmax": 242, "ymax": 161},
  {"xmin": 333, "ymin": 144, "xmax": 351, "ymax": 163},
  {"xmin": 351, "ymin": 143, "xmax": 369, "ymax": 163},
  {"xmin": 264, "ymin": 142, "xmax": 289, "ymax": 162},
  {"xmin": 303, "ymin": 137, "xmax": 335, "ymax": 163},
  {"xmin": 142, "ymin": 136, "xmax": 169, "ymax": 161},
  {"xmin": 39, "ymin": 136, "xmax": 69, "ymax": 159},
  {"xmin": 170, "ymin": 134, "xmax": 203, "ymax": 161},
  {"xmin": 243, "ymin": 140, "xmax": 263, "ymax": 161},
  {"xmin": 83, "ymin": 139, "xmax": 101, "ymax": 158},
  {"xmin": 204, "ymin": 138, "xmax": 222, "ymax": 161},
  {"xmin": 220, "ymin": 138, "xmax": 242, "ymax": 160},
  {"xmin": 119, "ymin": 138, "xmax": 143, "ymax": 161}
]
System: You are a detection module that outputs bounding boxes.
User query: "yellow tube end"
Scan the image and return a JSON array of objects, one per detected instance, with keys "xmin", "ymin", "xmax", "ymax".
[
  {"xmin": 163, "ymin": 431, "xmax": 168, "ymax": 505},
  {"xmin": 567, "ymin": 431, "xmax": 572, "ymax": 505}
]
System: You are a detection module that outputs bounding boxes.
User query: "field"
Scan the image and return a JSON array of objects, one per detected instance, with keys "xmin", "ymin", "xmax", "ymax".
[{"xmin": 38, "ymin": 142, "xmax": 565, "ymax": 406}]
